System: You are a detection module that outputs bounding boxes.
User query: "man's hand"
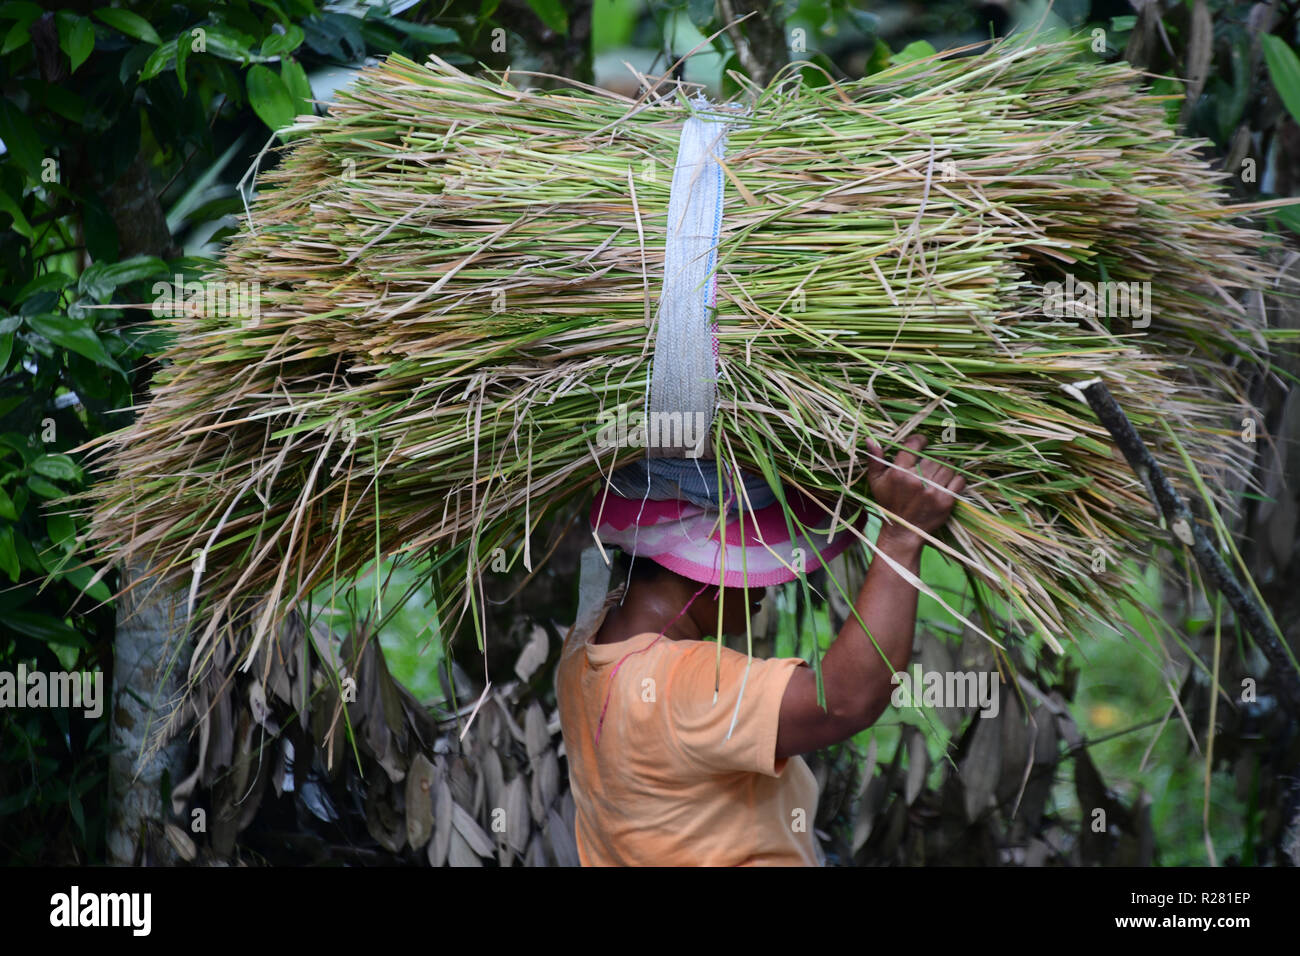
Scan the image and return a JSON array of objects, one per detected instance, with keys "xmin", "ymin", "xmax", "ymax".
[
  {"xmin": 865, "ymin": 433, "xmax": 965, "ymax": 541},
  {"xmin": 775, "ymin": 433, "xmax": 967, "ymax": 759}
]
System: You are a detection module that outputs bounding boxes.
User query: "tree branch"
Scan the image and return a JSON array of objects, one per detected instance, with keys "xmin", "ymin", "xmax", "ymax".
[
  {"xmin": 716, "ymin": 0, "xmax": 789, "ymax": 89},
  {"xmin": 1067, "ymin": 378, "xmax": 1300, "ymax": 717}
]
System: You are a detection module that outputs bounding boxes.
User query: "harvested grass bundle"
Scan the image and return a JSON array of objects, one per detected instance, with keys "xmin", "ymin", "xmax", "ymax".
[{"xmin": 84, "ymin": 34, "xmax": 1281, "ymax": 688}]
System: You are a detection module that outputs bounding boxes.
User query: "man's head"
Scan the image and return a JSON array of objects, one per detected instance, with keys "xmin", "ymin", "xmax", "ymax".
[{"xmin": 593, "ymin": 458, "xmax": 859, "ymax": 640}]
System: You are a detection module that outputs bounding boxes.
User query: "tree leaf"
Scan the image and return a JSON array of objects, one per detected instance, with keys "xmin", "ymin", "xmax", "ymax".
[
  {"xmin": 864, "ymin": 38, "xmax": 892, "ymax": 75},
  {"xmin": 525, "ymin": 0, "xmax": 568, "ymax": 36},
  {"xmin": 380, "ymin": 17, "xmax": 459, "ymax": 45},
  {"xmin": 47, "ymin": 512, "xmax": 75, "ymax": 549},
  {"xmin": 0, "ymin": 526, "xmax": 19, "ymax": 581},
  {"xmin": 451, "ymin": 801, "xmax": 495, "ymax": 856},
  {"xmin": 1262, "ymin": 35, "xmax": 1300, "ymax": 127},
  {"xmin": 1, "ymin": 18, "xmax": 28, "ymax": 56},
  {"xmin": 77, "ymin": 255, "xmax": 168, "ymax": 302},
  {"xmin": 25, "ymin": 314, "xmax": 125, "ymax": 375},
  {"xmin": 175, "ymin": 28, "xmax": 192, "ymax": 95},
  {"xmin": 139, "ymin": 38, "xmax": 179, "ymax": 82},
  {"xmin": 12, "ymin": 530, "xmax": 41, "ymax": 574},
  {"xmin": 0, "ymin": 99, "xmax": 42, "ymax": 179},
  {"xmin": 404, "ymin": 753, "xmax": 435, "ymax": 849},
  {"xmin": 1271, "ymin": 203, "xmax": 1300, "ymax": 236},
  {"xmin": 16, "ymin": 272, "xmax": 74, "ymax": 301},
  {"xmin": 93, "ymin": 8, "xmax": 161, "ymax": 45},
  {"xmin": 6, "ymin": 608, "xmax": 89, "ymax": 647},
  {"xmin": 0, "ymin": 185, "xmax": 33, "ymax": 239},
  {"xmin": 247, "ymin": 64, "xmax": 295, "ymax": 132},
  {"xmin": 428, "ymin": 775, "xmax": 452, "ymax": 866},
  {"xmin": 303, "ymin": 14, "xmax": 364, "ymax": 61},
  {"xmin": 260, "ymin": 24, "xmax": 305, "ymax": 58},
  {"xmin": 199, "ymin": 24, "xmax": 270, "ymax": 64},
  {"xmin": 27, "ymin": 475, "xmax": 63, "ymax": 499},
  {"xmin": 33, "ymin": 454, "xmax": 82, "ymax": 482},
  {"xmin": 846, "ymin": 8, "xmax": 879, "ymax": 36},
  {"xmin": 58, "ymin": 14, "xmax": 94, "ymax": 72},
  {"xmin": 280, "ymin": 58, "xmax": 312, "ymax": 116},
  {"xmin": 961, "ymin": 711, "xmax": 1002, "ymax": 822},
  {"xmin": 686, "ymin": 0, "xmax": 714, "ymax": 31},
  {"xmin": 891, "ymin": 40, "xmax": 937, "ymax": 66}
]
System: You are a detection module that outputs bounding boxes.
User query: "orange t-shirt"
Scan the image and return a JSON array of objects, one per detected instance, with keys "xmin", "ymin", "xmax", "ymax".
[{"xmin": 556, "ymin": 618, "xmax": 821, "ymax": 866}]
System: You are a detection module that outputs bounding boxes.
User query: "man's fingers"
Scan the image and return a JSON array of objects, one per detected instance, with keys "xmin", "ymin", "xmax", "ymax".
[
  {"xmin": 925, "ymin": 461, "xmax": 955, "ymax": 487},
  {"xmin": 867, "ymin": 434, "xmax": 964, "ymax": 509},
  {"xmin": 865, "ymin": 436, "xmax": 889, "ymax": 483},
  {"xmin": 892, "ymin": 433, "xmax": 928, "ymax": 472}
]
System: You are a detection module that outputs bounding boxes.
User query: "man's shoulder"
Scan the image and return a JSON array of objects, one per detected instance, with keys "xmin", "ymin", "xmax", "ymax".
[
  {"xmin": 657, "ymin": 640, "xmax": 803, "ymax": 697},
  {"xmin": 670, "ymin": 638, "xmax": 790, "ymax": 669}
]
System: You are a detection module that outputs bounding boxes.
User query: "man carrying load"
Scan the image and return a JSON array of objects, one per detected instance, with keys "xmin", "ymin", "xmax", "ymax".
[{"xmin": 557, "ymin": 434, "xmax": 965, "ymax": 865}]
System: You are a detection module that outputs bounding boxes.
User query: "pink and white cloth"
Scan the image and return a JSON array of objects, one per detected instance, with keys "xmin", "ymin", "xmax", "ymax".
[{"xmin": 591, "ymin": 475, "xmax": 861, "ymax": 588}]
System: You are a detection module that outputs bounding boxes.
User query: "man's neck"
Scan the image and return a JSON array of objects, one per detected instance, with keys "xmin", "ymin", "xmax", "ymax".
[{"xmin": 592, "ymin": 572, "xmax": 705, "ymax": 645}]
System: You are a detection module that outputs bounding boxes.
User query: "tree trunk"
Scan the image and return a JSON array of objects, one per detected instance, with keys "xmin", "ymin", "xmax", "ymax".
[
  {"xmin": 107, "ymin": 563, "xmax": 189, "ymax": 864},
  {"xmin": 81, "ymin": 115, "xmax": 185, "ymax": 866}
]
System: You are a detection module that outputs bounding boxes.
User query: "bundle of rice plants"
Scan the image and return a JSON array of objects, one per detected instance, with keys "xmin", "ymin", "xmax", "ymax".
[{"xmin": 80, "ymin": 32, "xmax": 1287, "ymax": 702}]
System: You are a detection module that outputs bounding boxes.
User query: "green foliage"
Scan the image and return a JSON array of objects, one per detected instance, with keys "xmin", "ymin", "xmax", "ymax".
[
  {"xmin": 1262, "ymin": 34, "xmax": 1300, "ymax": 127},
  {"xmin": 0, "ymin": 0, "xmax": 508, "ymax": 865},
  {"xmin": 246, "ymin": 63, "xmax": 298, "ymax": 134},
  {"xmin": 526, "ymin": 0, "xmax": 569, "ymax": 36},
  {"xmin": 0, "ymin": 675, "xmax": 111, "ymax": 864}
]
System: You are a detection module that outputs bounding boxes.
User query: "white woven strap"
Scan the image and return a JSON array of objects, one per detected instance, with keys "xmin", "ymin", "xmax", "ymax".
[{"xmin": 646, "ymin": 95, "xmax": 737, "ymax": 459}]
